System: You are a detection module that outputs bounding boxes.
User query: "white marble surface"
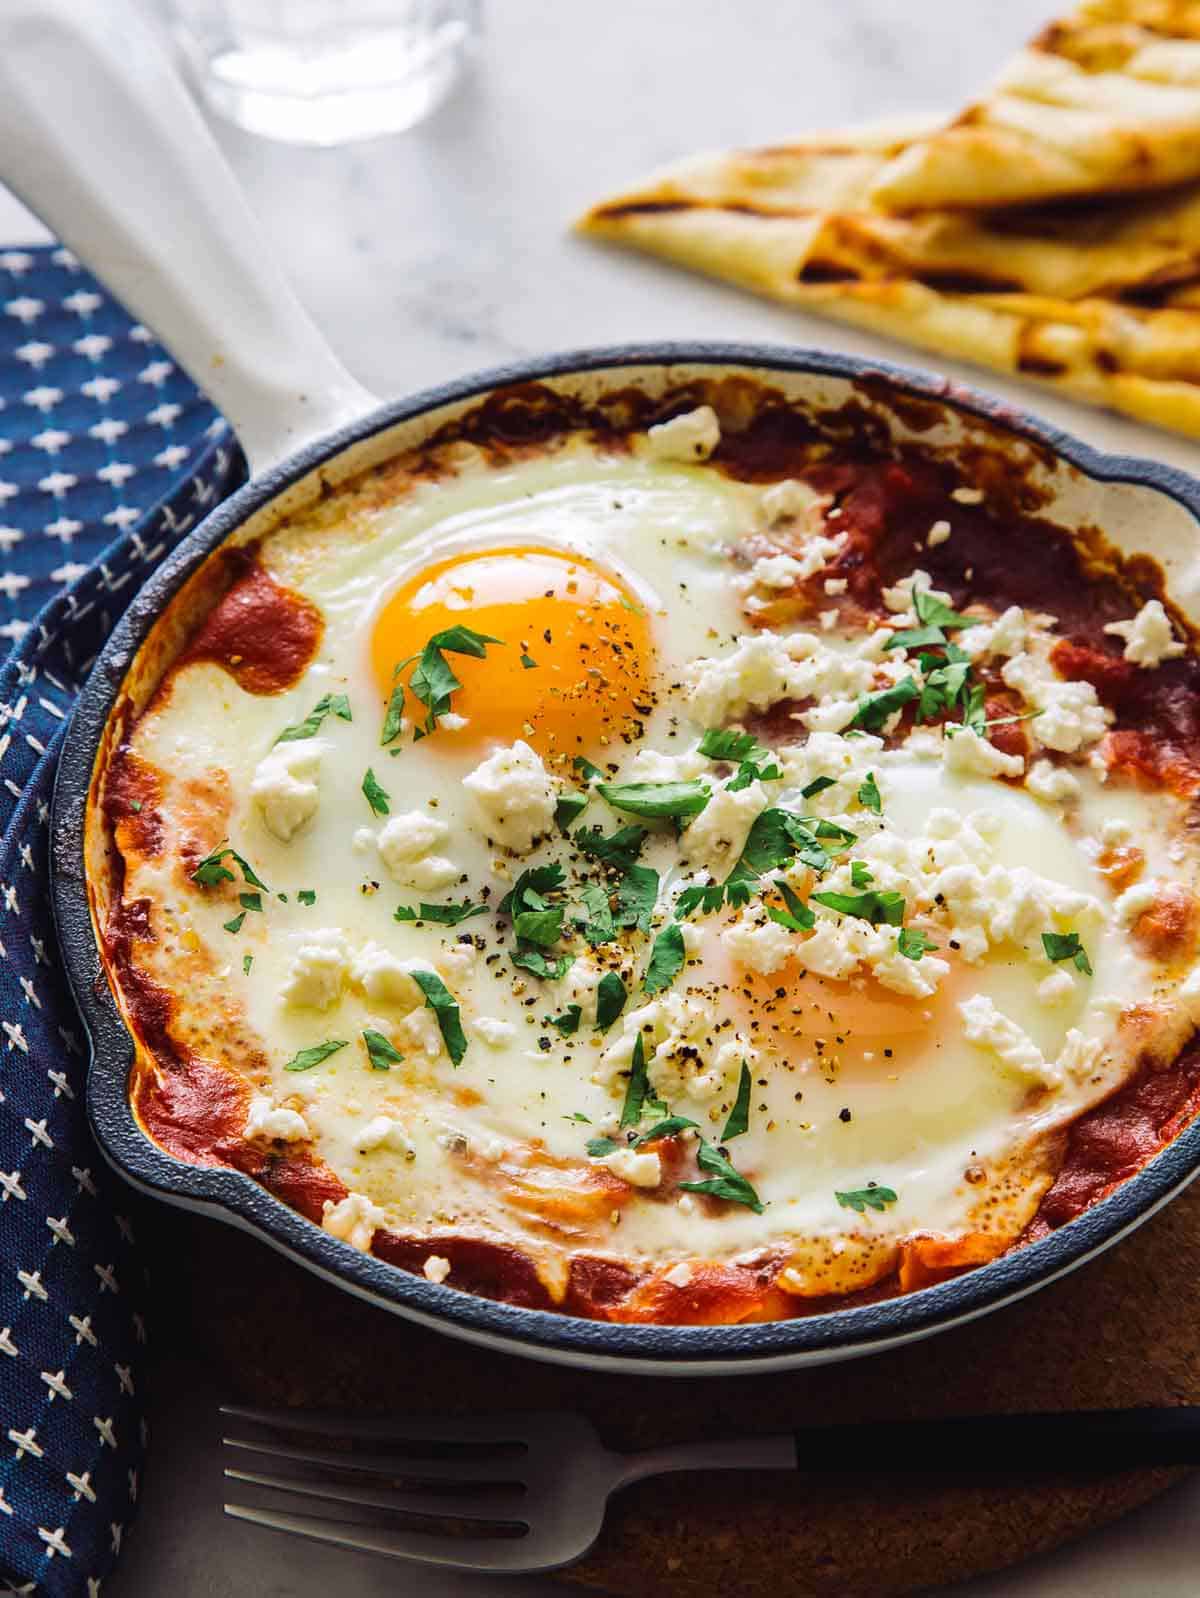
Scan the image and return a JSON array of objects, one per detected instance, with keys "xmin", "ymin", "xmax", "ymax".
[{"xmin": 6, "ymin": 0, "xmax": 1200, "ymax": 1592}]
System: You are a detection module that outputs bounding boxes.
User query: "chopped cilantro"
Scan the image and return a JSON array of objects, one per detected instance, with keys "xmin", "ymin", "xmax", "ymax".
[
  {"xmin": 856, "ymin": 772, "xmax": 882, "ymax": 814},
  {"xmin": 835, "ymin": 1183, "xmax": 898, "ymax": 1214},
  {"xmin": 129, "ymin": 799, "xmax": 143, "ymax": 813},
  {"xmin": 242, "ymin": 954, "xmax": 253, "ymax": 976},
  {"xmin": 520, "ymin": 653, "xmax": 538, "ymax": 669},
  {"xmin": 284, "ymin": 1039, "xmax": 348, "ymax": 1073},
  {"xmin": 395, "ymin": 898, "xmax": 486, "ymax": 926},
  {"xmin": 513, "ymin": 906, "xmax": 565, "ymax": 947},
  {"xmin": 565, "ymin": 1111, "xmax": 591, "ymax": 1124},
  {"xmin": 597, "ymin": 779, "xmax": 711, "ymax": 821},
  {"xmin": 547, "ymin": 1005, "xmax": 583, "ymax": 1036},
  {"xmin": 223, "ymin": 912, "xmax": 246, "ymax": 934},
  {"xmin": 572, "ymin": 755, "xmax": 605, "ymax": 783},
  {"xmin": 812, "ymin": 887, "xmax": 905, "ymax": 926},
  {"xmin": 586, "ymin": 1136, "xmax": 620, "ymax": 1157},
  {"xmin": 383, "ymin": 625, "xmax": 503, "ymax": 743},
  {"xmin": 721, "ymin": 1060, "xmax": 752, "ymax": 1141},
  {"xmin": 297, "ymin": 889, "xmax": 317, "ymax": 906},
  {"xmin": 192, "ymin": 844, "xmax": 267, "ymax": 892},
  {"xmin": 884, "ymin": 623, "xmax": 949, "ymax": 653},
  {"xmin": 643, "ymin": 923, "xmax": 686, "ymax": 995},
  {"xmin": 512, "ymin": 948, "xmax": 574, "ymax": 981},
  {"xmin": 767, "ymin": 878, "xmax": 815, "ymax": 933},
  {"xmin": 912, "ymin": 588, "xmax": 980, "ymax": 632},
  {"xmin": 276, "ymin": 692, "xmax": 351, "ymax": 744},
  {"xmin": 362, "ymin": 1028, "xmax": 404, "ymax": 1070},
  {"xmin": 613, "ymin": 863, "xmax": 659, "ymax": 933},
  {"xmin": 898, "ymin": 927, "xmax": 939, "ymax": 960},
  {"xmin": 849, "ymin": 861, "xmax": 873, "ymax": 889},
  {"xmin": 634, "ymin": 1115, "xmax": 699, "ymax": 1145},
  {"xmin": 408, "ymin": 969, "xmax": 467, "ymax": 1065},
  {"xmin": 680, "ymin": 1140, "xmax": 764, "ymax": 1214},
  {"xmin": 239, "ymin": 891, "xmax": 263, "ymax": 912},
  {"xmin": 619, "ymin": 1032, "xmax": 657, "ymax": 1129},
  {"xmin": 698, "ymin": 728, "xmax": 770, "ymax": 763},
  {"xmin": 1042, "ymin": 930, "xmax": 1093, "ymax": 975},
  {"xmin": 595, "ymin": 971, "xmax": 628, "ymax": 1031},
  {"xmin": 573, "ymin": 823, "xmax": 648, "ymax": 872},
  {"xmin": 849, "ymin": 676, "xmax": 920, "ymax": 733},
  {"xmin": 575, "ymin": 883, "xmax": 616, "ymax": 946},
  {"xmin": 362, "ymin": 767, "xmax": 390, "ymax": 816},
  {"xmin": 554, "ymin": 792, "xmax": 589, "ymax": 831},
  {"xmin": 801, "ymin": 775, "xmax": 837, "ymax": 799}
]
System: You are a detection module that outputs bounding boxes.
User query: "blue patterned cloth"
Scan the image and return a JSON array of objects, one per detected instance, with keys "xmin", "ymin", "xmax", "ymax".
[{"xmin": 0, "ymin": 244, "xmax": 243, "ymax": 1596}]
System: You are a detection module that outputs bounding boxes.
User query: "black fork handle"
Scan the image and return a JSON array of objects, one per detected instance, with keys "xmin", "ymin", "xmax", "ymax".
[{"xmin": 795, "ymin": 1407, "xmax": 1200, "ymax": 1471}]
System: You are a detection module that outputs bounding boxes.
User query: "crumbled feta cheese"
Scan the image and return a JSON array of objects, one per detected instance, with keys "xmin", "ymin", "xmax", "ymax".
[
  {"xmin": 1002, "ymin": 653, "xmax": 1110, "ymax": 753},
  {"xmin": 377, "ymin": 809, "xmax": 457, "ymax": 891},
  {"xmin": 951, "ymin": 486, "xmax": 984, "ymax": 505},
  {"xmin": 626, "ymin": 746, "xmax": 708, "ymax": 782},
  {"xmin": 398, "ymin": 1003, "xmax": 445, "ymax": 1060},
  {"xmin": 819, "ymin": 609, "xmax": 838, "ymax": 631},
  {"xmin": 1114, "ymin": 879, "xmax": 1160, "ymax": 927},
  {"xmin": 439, "ymin": 941, "xmax": 477, "ymax": 982},
  {"xmin": 959, "ymin": 994, "xmax": 1055, "ymax": 1086},
  {"xmin": 250, "ymin": 738, "xmax": 323, "ymax": 842},
  {"xmin": 872, "ymin": 941, "xmax": 950, "ymax": 999},
  {"xmin": 823, "ymin": 577, "xmax": 848, "ymax": 596},
  {"xmin": 357, "ymin": 1115, "xmax": 413, "ymax": 1155},
  {"xmin": 1103, "ymin": 600, "xmax": 1185, "ymax": 668},
  {"xmin": 1025, "ymin": 760, "xmax": 1080, "ymax": 805},
  {"xmin": 943, "ymin": 727, "xmax": 1024, "ymax": 779},
  {"xmin": 761, "ymin": 478, "xmax": 829, "ymax": 528},
  {"xmin": 597, "ymin": 1147, "xmax": 662, "ymax": 1188},
  {"xmin": 644, "ymin": 405, "xmax": 720, "ymax": 463},
  {"xmin": 352, "ymin": 826, "xmax": 376, "ymax": 855},
  {"xmin": 439, "ymin": 711, "xmax": 469, "ymax": 732},
  {"xmin": 1037, "ymin": 969, "xmax": 1075, "ymax": 1007},
  {"xmin": 1101, "ymin": 817, "xmax": 1134, "ymax": 846},
  {"xmin": 684, "ymin": 629, "xmax": 889, "ymax": 727},
  {"xmin": 961, "ymin": 605, "xmax": 1027, "ymax": 662},
  {"xmin": 664, "ymin": 1262, "xmax": 693, "ymax": 1288},
  {"xmin": 463, "ymin": 739, "xmax": 556, "ymax": 853},
  {"xmin": 350, "ymin": 942, "xmax": 423, "ymax": 1009},
  {"xmin": 881, "ymin": 569, "xmax": 949, "ymax": 615},
  {"xmin": 598, "ymin": 993, "xmax": 749, "ymax": 1104},
  {"xmin": 244, "ymin": 1094, "xmax": 309, "ymax": 1142},
  {"xmin": 423, "ymin": 1254, "xmax": 452, "ymax": 1284},
  {"xmin": 927, "ymin": 519, "xmax": 951, "ymax": 548},
  {"xmin": 743, "ymin": 553, "xmax": 806, "ymax": 590},
  {"xmin": 281, "ymin": 928, "xmax": 349, "ymax": 1010},
  {"xmin": 681, "ymin": 778, "xmax": 768, "ymax": 873},
  {"xmin": 475, "ymin": 1016, "xmax": 517, "ymax": 1048},
  {"xmin": 722, "ymin": 912, "xmax": 796, "ymax": 976},
  {"xmin": 321, "ymin": 1191, "xmax": 384, "ymax": 1252}
]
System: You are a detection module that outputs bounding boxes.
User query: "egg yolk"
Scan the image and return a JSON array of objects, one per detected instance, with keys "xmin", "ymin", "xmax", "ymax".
[{"xmin": 370, "ymin": 545, "xmax": 654, "ymax": 761}]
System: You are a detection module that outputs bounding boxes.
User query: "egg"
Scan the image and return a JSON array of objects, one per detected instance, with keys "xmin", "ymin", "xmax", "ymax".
[{"xmin": 107, "ymin": 412, "xmax": 1198, "ymax": 1320}]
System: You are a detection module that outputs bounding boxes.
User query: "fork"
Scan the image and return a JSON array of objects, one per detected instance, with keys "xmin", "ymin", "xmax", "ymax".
[{"xmin": 222, "ymin": 1402, "xmax": 1200, "ymax": 1576}]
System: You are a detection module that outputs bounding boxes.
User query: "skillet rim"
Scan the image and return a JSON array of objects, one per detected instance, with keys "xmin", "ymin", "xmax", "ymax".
[{"xmin": 50, "ymin": 339, "xmax": 1200, "ymax": 1370}]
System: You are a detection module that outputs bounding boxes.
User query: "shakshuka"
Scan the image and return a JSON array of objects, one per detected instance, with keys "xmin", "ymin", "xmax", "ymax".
[{"xmin": 89, "ymin": 381, "xmax": 1200, "ymax": 1324}]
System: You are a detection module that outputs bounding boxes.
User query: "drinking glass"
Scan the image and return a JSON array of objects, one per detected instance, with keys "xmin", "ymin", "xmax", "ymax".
[{"xmin": 166, "ymin": 0, "xmax": 480, "ymax": 145}]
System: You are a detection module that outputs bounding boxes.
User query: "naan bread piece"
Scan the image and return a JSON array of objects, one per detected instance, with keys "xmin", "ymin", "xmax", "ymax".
[
  {"xmin": 869, "ymin": 1, "xmax": 1200, "ymax": 211},
  {"xmin": 579, "ymin": 124, "xmax": 1200, "ymax": 439}
]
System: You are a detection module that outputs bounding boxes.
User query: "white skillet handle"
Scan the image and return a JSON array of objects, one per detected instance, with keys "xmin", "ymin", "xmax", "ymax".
[{"xmin": 0, "ymin": 0, "xmax": 379, "ymax": 474}]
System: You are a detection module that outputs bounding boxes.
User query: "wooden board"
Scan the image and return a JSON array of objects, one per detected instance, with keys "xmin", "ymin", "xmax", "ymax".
[{"xmin": 157, "ymin": 1182, "xmax": 1200, "ymax": 1596}]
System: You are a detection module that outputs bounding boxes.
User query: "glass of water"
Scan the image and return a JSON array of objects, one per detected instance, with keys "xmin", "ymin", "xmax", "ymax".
[{"xmin": 166, "ymin": 0, "xmax": 480, "ymax": 145}]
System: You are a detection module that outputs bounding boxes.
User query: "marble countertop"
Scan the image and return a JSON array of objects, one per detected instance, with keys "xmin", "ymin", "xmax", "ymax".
[{"xmin": 5, "ymin": 0, "xmax": 1200, "ymax": 1592}]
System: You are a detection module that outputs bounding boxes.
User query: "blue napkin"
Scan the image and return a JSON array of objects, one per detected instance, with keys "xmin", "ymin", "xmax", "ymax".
[{"xmin": 0, "ymin": 244, "xmax": 243, "ymax": 1597}]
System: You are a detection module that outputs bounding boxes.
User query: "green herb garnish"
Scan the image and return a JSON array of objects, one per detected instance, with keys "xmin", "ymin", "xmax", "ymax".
[
  {"xmin": 619, "ymin": 1032, "xmax": 658, "ymax": 1129},
  {"xmin": 362, "ymin": 767, "xmax": 390, "ymax": 816},
  {"xmin": 680, "ymin": 1141, "xmax": 764, "ymax": 1214},
  {"xmin": 849, "ymin": 862, "xmax": 874, "ymax": 889},
  {"xmin": 587, "ymin": 1136, "xmax": 620, "ymax": 1157},
  {"xmin": 191, "ymin": 843, "xmax": 267, "ymax": 891},
  {"xmin": 897, "ymin": 927, "xmax": 939, "ymax": 960},
  {"xmin": 856, "ymin": 772, "xmax": 882, "ymax": 814},
  {"xmin": 547, "ymin": 1005, "xmax": 583, "ymax": 1036},
  {"xmin": 575, "ymin": 883, "xmax": 616, "ymax": 946},
  {"xmin": 383, "ymin": 625, "xmax": 503, "ymax": 743},
  {"xmin": 573, "ymin": 755, "xmax": 605, "ymax": 783},
  {"xmin": 573, "ymin": 823, "xmax": 648, "ymax": 873},
  {"xmin": 597, "ymin": 779, "xmax": 711, "ymax": 821},
  {"xmin": 801, "ymin": 775, "xmax": 837, "ymax": 799},
  {"xmin": 721, "ymin": 1060, "xmax": 752, "ymax": 1142},
  {"xmin": 363, "ymin": 1028, "xmax": 404, "ymax": 1070},
  {"xmin": 1042, "ymin": 930, "xmax": 1093, "ymax": 976},
  {"xmin": 242, "ymin": 954, "xmax": 253, "ymax": 975},
  {"xmin": 520, "ymin": 653, "xmax": 538, "ymax": 669},
  {"xmin": 284, "ymin": 1039, "xmax": 348, "ymax": 1073},
  {"xmin": 595, "ymin": 971, "xmax": 628, "ymax": 1031},
  {"xmin": 643, "ymin": 923, "xmax": 686, "ymax": 995},
  {"xmin": 276, "ymin": 692, "xmax": 351, "ymax": 744},
  {"xmin": 812, "ymin": 888, "xmax": 905, "ymax": 925},
  {"xmin": 408, "ymin": 969, "xmax": 467, "ymax": 1065},
  {"xmin": 767, "ymin": 878, "xmax": 816, "ymax": 932},
  {"xmin": 297, "ymin": 889, "xmax": 317, "ymax": 906},
  {"xmin": 835, "ymin": 1183, "xmax": 898, "ymax": 1214},
  {"xmin": 554, "ymin": 792, "xmax": 589, "ymax": 831},
  {"xmin": 395, "ymin": 898, "xmax": 486, "ymax": 926},
  {"xmin": 223, "ymin": 913, "xmax": 246, "ymax": 934},
  {"xmin": 849, "ymin": 676, "xmax": 920, "ymax": 733}
]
